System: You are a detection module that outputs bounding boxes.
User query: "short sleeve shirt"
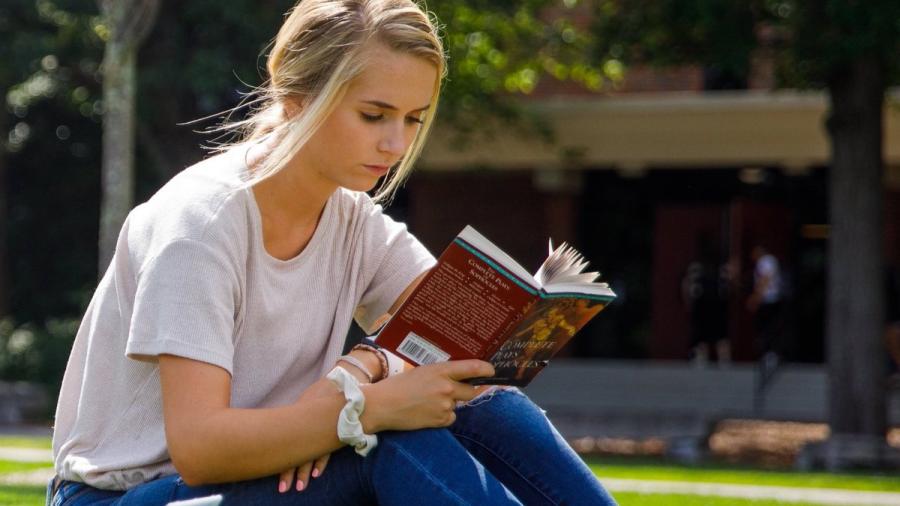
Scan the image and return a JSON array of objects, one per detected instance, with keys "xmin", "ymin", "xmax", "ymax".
[{"xmin": 51, "ymin": 147, "xmax": 435, "ymax": 490}]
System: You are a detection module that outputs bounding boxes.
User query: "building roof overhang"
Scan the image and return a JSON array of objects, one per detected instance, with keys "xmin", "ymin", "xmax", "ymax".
[{"xmin": 418, "ymin": 89, "xmax": 900, "ymax": 177}]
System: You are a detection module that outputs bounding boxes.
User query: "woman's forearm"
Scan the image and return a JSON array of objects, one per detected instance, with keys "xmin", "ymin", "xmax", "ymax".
[
  {"xmin": 162, "ymin": 351, "xmax": 384, "ymax": 486},
  {"xmin": 170, "ymin": 380, "xmax": 347, "ymax": 485}
]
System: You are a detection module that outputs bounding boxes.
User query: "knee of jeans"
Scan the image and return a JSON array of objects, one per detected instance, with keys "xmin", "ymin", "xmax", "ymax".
[
  {"xmin": 454, "ymin": 387, "xmax": 553, "ymax": 434},
  {"xmin": 457, "ymin": 385, "xmax": 528, "ymax": 408},
  {"xmin": 458, "ymin": 386, "xmax": 534, "ymax": 411}
]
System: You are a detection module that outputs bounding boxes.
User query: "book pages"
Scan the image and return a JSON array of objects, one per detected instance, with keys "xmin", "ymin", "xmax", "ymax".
[{"xmin": 535, "ymin": 239, "xmax": 603, "ymax": 286}]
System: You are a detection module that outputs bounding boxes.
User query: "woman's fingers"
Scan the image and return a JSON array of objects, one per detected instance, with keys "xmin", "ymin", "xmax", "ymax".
[
  {"xmin": 277, "ymin": 467, "xmax": 295, "ymax": 493},
  {"xmin": 295, "ymin": 461, "xmax": 313, "ymax": 491},
  {"xmin": 276, "ymin": 455, "xmax": 328, "ymax": 494},
  {"xmin": 439, "ymin": 360, "xmax": 495, "ymax": 382},
  {"xmin": 312, "ymin": 453, "xmax": 330, "ymax": 479}
]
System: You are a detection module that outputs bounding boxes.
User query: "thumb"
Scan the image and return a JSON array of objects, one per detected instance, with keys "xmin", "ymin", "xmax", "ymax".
[{"xmin": 441, "ymin": 360, "xmax": 495, "ymax": 381}]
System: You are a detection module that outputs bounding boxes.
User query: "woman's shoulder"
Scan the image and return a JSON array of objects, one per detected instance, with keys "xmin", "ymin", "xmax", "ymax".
[
  {"xmin": 126, "ymin": 149, "xmax": 253, "ymax": 259},
  {"xmin": 327, "ymin": 188, "xmax": 417, "ymax": 248},
  {"xmin": 327, "ymin": 188, "xmax": 401, "ymax": 240}
]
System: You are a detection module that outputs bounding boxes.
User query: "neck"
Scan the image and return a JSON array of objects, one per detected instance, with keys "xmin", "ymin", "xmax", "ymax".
[
  {"xmin": 246, "ymin": 139, "xmax": 336, "ymax": 259},
  {"xmin": 246, "ymin": 136, "xmax": 336, "ymax": 226}
]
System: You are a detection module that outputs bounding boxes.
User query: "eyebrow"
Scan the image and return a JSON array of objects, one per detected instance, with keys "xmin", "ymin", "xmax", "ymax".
[{"xmin": 361, "ymin": 100, "xmax": 430, "ymax": 112}]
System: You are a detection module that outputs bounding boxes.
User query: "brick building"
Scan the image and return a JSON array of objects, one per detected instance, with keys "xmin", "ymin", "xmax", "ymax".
[{"xmin": 400, "ymin": 61, "xmax": 900, "ymax": 363}]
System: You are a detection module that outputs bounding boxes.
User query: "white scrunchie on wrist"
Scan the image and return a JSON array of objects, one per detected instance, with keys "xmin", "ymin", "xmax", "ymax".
[{"xmin": 327, "ymin": 366, "xmax": 378, "ymax": 456}]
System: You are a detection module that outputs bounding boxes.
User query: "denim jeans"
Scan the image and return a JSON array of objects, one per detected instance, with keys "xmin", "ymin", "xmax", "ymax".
[{"xmin": 48, "ymin": 388, "xmax": 617, "ymax": 505}]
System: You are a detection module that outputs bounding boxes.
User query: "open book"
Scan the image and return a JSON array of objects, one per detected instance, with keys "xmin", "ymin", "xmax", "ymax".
[{"xmin": 375, "ymin": 226, "xmax": 615, "ymax": 386}]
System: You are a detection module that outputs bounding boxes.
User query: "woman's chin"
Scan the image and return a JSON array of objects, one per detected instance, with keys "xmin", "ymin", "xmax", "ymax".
[{"xmin": 342, "ymin": 177, "xmax": 382, "ymax": 193}]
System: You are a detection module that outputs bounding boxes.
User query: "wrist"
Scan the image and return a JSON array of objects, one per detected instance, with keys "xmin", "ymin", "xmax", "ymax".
[
  {"xmin": 327, "ymin": 367, "xmax": 378, "ymax": 455},
  {"xmin": 349, "ymin": 349, "xmax": 384, "ymax": 382},
  {"xmin": 358, "ymin": 382, "xmax": 384, "ymax": 434},
  {"xmin": 337, "ymin": 355, "xmax": 375, "ymax": 383}
]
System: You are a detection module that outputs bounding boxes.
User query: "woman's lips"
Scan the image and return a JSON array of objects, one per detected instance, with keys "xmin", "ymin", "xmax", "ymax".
[{"xmin": 364, "ymin": 164, "xmax": 390, "ymax": 176}]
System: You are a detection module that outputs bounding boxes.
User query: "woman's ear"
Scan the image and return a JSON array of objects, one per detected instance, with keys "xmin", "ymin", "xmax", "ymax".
[{"xmin": 281, "ymin": 97, "xmax": 304, "ymax": 120}]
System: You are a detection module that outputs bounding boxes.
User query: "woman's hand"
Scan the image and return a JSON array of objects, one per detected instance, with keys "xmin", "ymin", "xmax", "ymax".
[
  {"xmin": 361, "ymin": 359, "xmax": 495, "ymax": 433},
  {"xmin": 273, "ymin": 357, "xmax": 494, "ymax": 492},
  {"xmin": 277, "ymin": 454, "xmax": 329, "ymax": 493},
  {"xmin": 274, "ymin": 349, "xmax": 381, "ymax": 493}
]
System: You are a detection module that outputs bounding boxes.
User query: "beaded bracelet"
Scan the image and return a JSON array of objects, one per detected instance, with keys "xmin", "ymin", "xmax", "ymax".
[{"xmin": 351, "ymin": 343, "xmax": 389, "ymax": 382}]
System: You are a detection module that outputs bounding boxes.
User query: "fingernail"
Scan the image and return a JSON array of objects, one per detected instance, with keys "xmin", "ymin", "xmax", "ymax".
[
  {"xmin": 296, "ymin": 480, "xmax": 305, "ymax": 492},
  {"xmin": 278, "ymin": 480, "xmax": 287, "ymax": 493},
  {"xmin": 312, "ymin": 468, "xmax": 320, "ymax": 478}
]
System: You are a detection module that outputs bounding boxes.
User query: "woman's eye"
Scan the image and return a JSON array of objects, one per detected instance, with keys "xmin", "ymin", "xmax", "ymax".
[
  {"xmin": 361, "ymin": 112, "xmax": 382, "ymax": 122},
  {"xmin": 406, "ymin": 116, "xmax": 424, "ymax": 125}
]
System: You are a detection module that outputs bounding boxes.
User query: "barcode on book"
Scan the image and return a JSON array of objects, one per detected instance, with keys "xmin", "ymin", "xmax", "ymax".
[{"xmin": 397, "ymin": 332, "xmax": 450, "ymax": 365}]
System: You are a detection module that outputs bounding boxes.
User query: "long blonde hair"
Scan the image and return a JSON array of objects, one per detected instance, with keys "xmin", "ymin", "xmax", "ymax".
[{"xmin": 211, "ymin": 0, "xmax": 445, "ymax": 203}]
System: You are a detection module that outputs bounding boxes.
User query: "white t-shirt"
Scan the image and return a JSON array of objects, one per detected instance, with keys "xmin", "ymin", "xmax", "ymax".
[{"xmin": 51, "ymin": 147, "xmax": 435, "ymax": 490}]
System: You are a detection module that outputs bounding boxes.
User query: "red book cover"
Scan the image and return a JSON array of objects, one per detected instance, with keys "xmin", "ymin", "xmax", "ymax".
[
  {"xmin": 375, "ymin": 235, "xmax": 539, "ymax": 363},
  {"xmin": 375, "ymin": 226, "xmax": 615, "ymax": 386}
]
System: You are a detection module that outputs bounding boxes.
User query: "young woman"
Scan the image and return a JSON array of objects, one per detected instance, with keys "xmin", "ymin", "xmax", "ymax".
[{"xmin": 49, "ymin": 1, "xmax": 618, "ymax": 504}]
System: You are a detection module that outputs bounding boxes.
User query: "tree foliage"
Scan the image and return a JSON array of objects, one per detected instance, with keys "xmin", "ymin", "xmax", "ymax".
[
  {"xmin": 592, "ymin": 0, "xmax": 757, "ymax": 80},
  {"xmin": 432, "ymin": 0, "xmax": 604, "ymax": 143},
  {"xmin": 1, "ymin": 0, "xmax": 104, "ymax": 322},
  {"xmin": 590, "ymin": 0, "xmax": 900, "ymax": 88},
  {"xmin": 1, "ymin": 0, "xmax": 601, "ymax": 323}
]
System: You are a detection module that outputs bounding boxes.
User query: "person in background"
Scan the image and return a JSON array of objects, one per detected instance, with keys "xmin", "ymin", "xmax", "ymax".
[
  {"xmin": 682, "ymin": 235, "xmax": 730, "ymax": 366},
  {"xmin": 885, "ymin": 266, "xmax": 900, "ymax": 385},
  {"xmin": 747, "ymin": 244, "xmax": 784, "ymax": 371}
]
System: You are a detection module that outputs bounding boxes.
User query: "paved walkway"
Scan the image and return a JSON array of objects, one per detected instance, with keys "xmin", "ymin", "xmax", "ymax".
[
  {"xmin": 0, "ymin": 447, "xmax": 52, "ymax": 462},
  {"xmin": 3, "ymin": 447, "xmax": 900, "ymax": 505},
  {"xmin": 0, "ymin": 467, "xmax": 53, "ymax": 487},
  {"xmin": 0, "ymin": 447, "xmax": 54, "ymax": 488}
]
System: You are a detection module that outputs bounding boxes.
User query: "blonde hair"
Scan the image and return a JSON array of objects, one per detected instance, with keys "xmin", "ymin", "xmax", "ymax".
[{"xmin": 211, "ymin": 0, "xmax": 445, "ymax": 203}]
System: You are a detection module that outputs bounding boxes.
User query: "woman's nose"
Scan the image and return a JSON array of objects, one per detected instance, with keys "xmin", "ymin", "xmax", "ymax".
[{"xmin": 377, "ymin": 122, "xmax": 406, "ymax": 156}]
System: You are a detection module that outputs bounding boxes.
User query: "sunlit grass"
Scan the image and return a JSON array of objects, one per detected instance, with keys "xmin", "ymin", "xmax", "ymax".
[
  {"xmin": 0, "ymin": 460, "xmax": 52, "ymax": 475},
  {"xmin": 0, "ymin": 436, "xmax": 51, "ymax": 450},
  {"xmin": 0, "ymin": 484, "xmax": 46, "ymax": 506},
  {"xmin": 613, "ymin": 492, "xmax": 832, "ymax": 506},
  {"xmin": 588, "ymin": 456, "xmax": 900, "ymax": 492}
]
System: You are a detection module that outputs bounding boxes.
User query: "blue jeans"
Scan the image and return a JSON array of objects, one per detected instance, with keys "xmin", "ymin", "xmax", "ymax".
[{"xmin": 49, "ymin": 388, "xmax": 617, "ymax": 505}]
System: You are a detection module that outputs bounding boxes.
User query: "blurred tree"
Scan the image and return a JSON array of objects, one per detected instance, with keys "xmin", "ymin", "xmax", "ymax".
[
  {"xmin": 134, "ymin": 0, "xmax": 607, "ymax": 175},
  {"xmin": 430, "ymin": 0, "xmax": 608, "ymax": 146},
  {"xmin": 1, "ymin": 0, "xmax": 105, "ymax": 322},
  {"xmin": 592, "ymin": 0, "xmax": 900, "ymax": 467},
  {"xmin": 96, "ymin": 0, "xmax": 159, "ymax": 274},
  {"xmin": 0, "ymin": 0, "xmax": 603, "ymax": 353}
]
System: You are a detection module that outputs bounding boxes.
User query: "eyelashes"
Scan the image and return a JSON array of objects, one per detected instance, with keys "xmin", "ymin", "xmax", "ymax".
[{"xmin": 360, "ymin": 112, "xmax": 424, "ymax": 125}]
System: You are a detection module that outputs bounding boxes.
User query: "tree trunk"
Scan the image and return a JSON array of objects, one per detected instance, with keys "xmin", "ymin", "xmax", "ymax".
[
  {"xmin": 97, "ymin": 0, "xmax": 159, "ymax": 276},
  {"xmin": 98, "ymin": 39, "xmax": 137, "ymax": 276},
  {"xmin": 0, "ymin": 108, "xmax": 8, "ymax": 317},
  {"xmin": 825, "ymin": 55, "xmax": 886, "ymax": 439}
]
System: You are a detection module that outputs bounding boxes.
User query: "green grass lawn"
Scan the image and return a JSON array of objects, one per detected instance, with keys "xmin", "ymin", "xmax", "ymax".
[
  {"xmin": 0, "ymin": 460, "xmax": 52, "ymax": 475},
  {"xmin": 612, "ymin": 492, "xmax": 839, "ymax": 506},
  {"xmin": 587, "ymin": 455, "xmax": 900, "ymax": 492},
  {"xmin": 0, "ymin": 485, "xmax": 45, "ymax": 506},
  {"xmin": 0, "ymin": 437, "xmax": 53, "ymax": 505},
  {"xmin": 3, "ymin": 440, "xmax": 900, "ymax": 506},
  {"xmin": 0, "ymin": 436, "xmax": 51, "ymax": 450}
]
